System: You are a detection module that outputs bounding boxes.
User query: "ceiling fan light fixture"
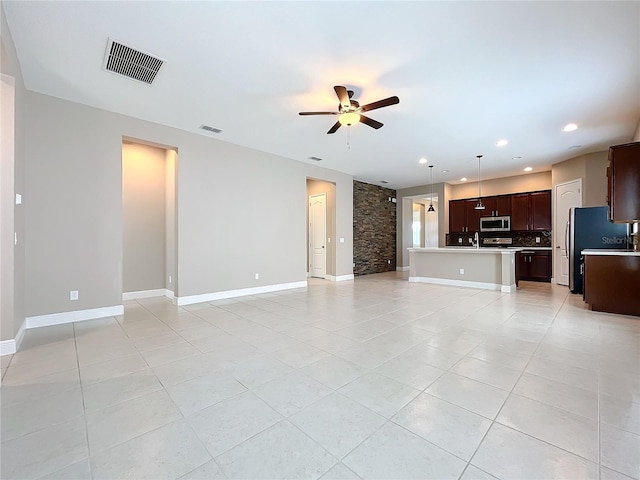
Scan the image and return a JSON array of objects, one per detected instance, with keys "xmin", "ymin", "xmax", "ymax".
[{"xmin": 338, "ymin": 112, "xmax": 360, "ymax": 126}]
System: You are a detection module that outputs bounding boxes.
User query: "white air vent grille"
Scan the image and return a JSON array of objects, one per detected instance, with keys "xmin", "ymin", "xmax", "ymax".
[
  {"xmin": 308, "ymin": 156, "xmax": 323, "ymax": 162},
  {"xmin": 200, "ymin": 125, "xmax": 222, "ymax": 134},
  {"xmin": 103, "ymin": 39, "xmax": 164, "ymax": 84}
]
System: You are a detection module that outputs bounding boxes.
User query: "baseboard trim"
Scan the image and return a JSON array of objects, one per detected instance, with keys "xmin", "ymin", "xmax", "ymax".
[
  {"xmin": 123, "ymin": 289, "xmax": 173, "ymax": 301},
  {"xmin": 176, "ymin": 281, "xmax": 308, "ymax": 306},
  {"xmin": 409, "ymin": 276, "xmax": 507, "ymax": 292},
  {"xmin": 0, "ymin": 339, "xmax": 16, "ymax": 356},
  {"xmin": 326, "ymin": 274, "xmax": 354, "ymax": 282},
  {"xmin": 396, "ymin": 266, "xmax": 410, "ymax": 272},
  {"xmin": 26, "ymin": 305, "xmax": 125, "ymax": 329}
]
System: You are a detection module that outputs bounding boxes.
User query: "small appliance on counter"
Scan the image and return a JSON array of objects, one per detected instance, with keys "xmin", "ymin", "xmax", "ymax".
[{"xmin": 568, "ymin": 206, "xmax": 630, "ymax": 294}]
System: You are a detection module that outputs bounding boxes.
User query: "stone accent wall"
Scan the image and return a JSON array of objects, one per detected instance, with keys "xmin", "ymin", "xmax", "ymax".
[{"xmin": 353, "ymin": 181, "xmax": 397, "ymax": 276}]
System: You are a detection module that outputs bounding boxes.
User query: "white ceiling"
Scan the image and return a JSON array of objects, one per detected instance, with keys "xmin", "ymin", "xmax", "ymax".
[{"xmin": 4, "ymin": 1, "xmax": 639, "ymax": 189}]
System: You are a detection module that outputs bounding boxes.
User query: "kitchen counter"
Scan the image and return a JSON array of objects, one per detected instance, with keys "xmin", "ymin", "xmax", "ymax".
[
  {"xmin": 582, "ymin": 249, "xmax": 640, "ymax": 256},
  {"xmin": 408, "ymin": 247, "xmax": 517, "ymax": 293}
]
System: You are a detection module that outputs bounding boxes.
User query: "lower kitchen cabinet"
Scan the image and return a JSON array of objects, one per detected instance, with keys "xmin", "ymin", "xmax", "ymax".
[
  {"xmin": 516, "ymin": 250, "xmax": 551, "ymax": 282},
  {"xmin": 583, "ymin": 253, "xmax": 640, "ymax": 317}
]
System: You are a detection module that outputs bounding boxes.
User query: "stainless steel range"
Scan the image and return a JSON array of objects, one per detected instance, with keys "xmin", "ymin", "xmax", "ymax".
[{"xmin": 482, "ymin": 237, "xmax": 513, "ymax": 247}]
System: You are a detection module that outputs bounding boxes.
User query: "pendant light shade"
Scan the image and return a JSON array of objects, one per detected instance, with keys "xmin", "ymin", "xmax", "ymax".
[
  {"xmin": 474, "ymin": 155, "xmax": 485, "ymax": 210},
  {"xmin": 428, "ymin": 165, "xmax": 436, "ymax": 213}
]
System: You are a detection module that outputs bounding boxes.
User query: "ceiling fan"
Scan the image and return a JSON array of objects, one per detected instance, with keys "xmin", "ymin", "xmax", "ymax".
[{"xmin": 299, "ymin": 86, "xmax": 399, "ymax": 134}]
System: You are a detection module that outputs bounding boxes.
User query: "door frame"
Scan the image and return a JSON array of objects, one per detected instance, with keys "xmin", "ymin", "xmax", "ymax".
[
  {"xmin": 308, "ymin": 192, "xmax": 327, "ymax": 278},
  {"xmin": 553, "ymin": 178, "xmax": 582, "ymax": 285}
]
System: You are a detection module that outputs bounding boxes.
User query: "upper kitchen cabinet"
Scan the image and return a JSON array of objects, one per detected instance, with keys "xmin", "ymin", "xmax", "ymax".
[
  {"xmin": 449, "ymin": 198, "xmax": 482, "ymax": 233},
  {"xmin": 482, "ymin": 195, "xmax": 511, "ymax": 217},
  {"xmin": 510, "ymin": 191, "xmax": 551, "ymax": 231},
  {"xmin": 608, "ymin": 142, "xmax": 640, "ymax": 223}
]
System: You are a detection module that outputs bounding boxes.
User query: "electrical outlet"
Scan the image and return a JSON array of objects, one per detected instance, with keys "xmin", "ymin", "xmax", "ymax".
[
  {"xmin": 468, "ymin": 238, "xmax": 473, "ymax": 244},
  {"xmin": 459, "ymin": 268, "xmax": 465, "ymax": 275},
  {"xmin": 169, "ymin": 275, "xmax": 172, "ymax": 284},
  {"xmin": 254, "ymin": 273, "xmax": 259, "ymax": 280},
  {"xmin": 536, "ymin": 237, "xmax": 541, "ymax": 243},
  {"xmin": 70, "ymin": 290, "xmax": 79, "ymax": 301},
  {"xmin": 387, "ymin": 259, "xmax": 391, "ymax": 264},
  {"xmin": 458, "ymin": 238, "xmax": 463, "ymax": 244},
  {"xmin": 339, "ymin": 238, "xmax": 345, "ymax": 243}
]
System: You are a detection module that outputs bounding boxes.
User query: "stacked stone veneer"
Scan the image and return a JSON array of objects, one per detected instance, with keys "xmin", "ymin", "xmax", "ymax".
[{"xmin": 353, "ymin": 181, "xmax": 397, "ymax": 276}]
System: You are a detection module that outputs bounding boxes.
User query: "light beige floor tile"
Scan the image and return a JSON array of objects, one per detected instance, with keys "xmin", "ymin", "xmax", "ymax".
[
  {"xmin": 600, "ymin": 466, "xmax": 637, "ymax": 480},
  {"xmin": 272, "ymin": 342, "xmax": 331, "ymax": 368},
  {"xmin": 253, "ymin": 371, "xmax": 333, "ymax": 417},
  {"xmin": 40, "ymin": 459, "xmax": 91, "ymax": 480},
  {"xmin": 81, "ymin": 368, "xmax": 163, "ymax": 412},
  {"xmin": 131, "ymin": 331, "xmax": 185, "ymax": 352},
  {"xmin": 397, "ymin": 343, "xmax": 465, "ymax": 370},
  {"xmin": 86, "ymin": 389, "xmax": 182, "ymax": 453},
  {"xmin": 187, "ymin": 391, "xmax": 282, "ymax": 457},
  {"xmin": 497, "ymin": 393, "xmax": 598, "ymax": 462},
  {"xmin": 79, "ymin": 352, "xmax": 148, "ymax": 385},
  {"xmin": 178, "ymin": 459, "xmax": 227, "ymax": 480},
  {"xmin": 459, "ymin": 465, "xmax": 500, "ymax": 480},
  {"xmin": 339, "ymin": 372, "xmax": 420, "ymax": 419},
  {"xmin": 600, "ymin": 423, "xmax": 640, "ymax": 479},
  {"xmin": 425, "ymin": 372, "xmax": 509, "ymax": 419},
  {"xmin": 600, "ymin": 394, "xmax": 640, "ymax": 435},
  {"xmin": 216, "ymin": 420, "xmax": 337, "ymax": 479},
  {"xmin": 139, "ymin": 341, "xmax": 200, "ymax": 367},
  {"xmin": 513, "ymin": 372, "xmax": 598, "ymax": 420},
  {"xmin": 525, "ymin": 355, "xmax": 598, "ymax": 392},
  {"xmin": 0, "ymin": 417, "xmax": 88, "ymax": 480},
  {"xmin": 471, "ymin": 423, "xmax": 598, "ymax": 480},
  {"xmin": 301, "ymin": 356, "xmax": 369, "ymax": 389},
  {"xmin": 342, "ymin": 421, "xmax": 466, "ymax": 480},
  {"xmin": 290, "ymin": 393, "xmax": 386, "ymax": 458},
  {"xmin": 91, "ymin": 420, "xmax": 211, "ymax": 480},
  {"xmin": 375, "ymin": 355, "xmax": 444, "ymax": 390},
  {"xmin": 392, "ymin": 393, "xmax": 492, "ymax": 460},
  {"xmin": 0, "ymin": 367, "xmax": 80, "ymax": 408},
  {"xmin": 450, "ymin": 356, "xmax": 522, "ymax": 391},
  {"xmin": 166, "ymin": 370, "xmax": 247, "ymax": 416}
]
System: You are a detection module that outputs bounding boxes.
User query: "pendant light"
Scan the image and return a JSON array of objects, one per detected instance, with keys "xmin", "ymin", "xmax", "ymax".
[
  {"xmin": 474, "ymin": 154, "xmax": 485, "ymax": 210},
  {"xmin": 427, "ymin": 165, "xmax": 436, "ymax": 213}
]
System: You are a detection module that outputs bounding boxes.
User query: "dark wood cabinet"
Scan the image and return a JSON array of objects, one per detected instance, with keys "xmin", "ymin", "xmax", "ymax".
[
  {"xmin": 608, "ymin": 142, "xmax": 640, "ymax": 223},
  {"xmin": 449, "ymin": 198, "xmax": 482, "ymax": 233},
  {"xmin": 583, "ymin": 254, "xmax": 640, "ymax": 316},
  {"xmin": 510, "ymin": 191, "xmax": 551, "ymax": 231},
  {"xmin": 481, "ymin": 195, "xmax": 511, "ymax": 217},
  {"xmin": 516, "ymin": 250, "xmax": 551, "ymax": 282}
]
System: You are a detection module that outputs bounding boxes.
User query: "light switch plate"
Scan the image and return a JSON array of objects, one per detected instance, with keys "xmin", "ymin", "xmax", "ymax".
[
  {"xmin": 15, "ymin": 193, "xmax": 22, "ymax": 205},
  {"xmin": 339, "ymin": 238, "xmax": 345, "ymax": 243}
]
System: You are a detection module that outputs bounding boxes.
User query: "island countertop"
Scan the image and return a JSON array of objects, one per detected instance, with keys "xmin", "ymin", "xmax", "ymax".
[{"xmin": 409, "ymin": 247, "xmax": 521, "ymax": 254}]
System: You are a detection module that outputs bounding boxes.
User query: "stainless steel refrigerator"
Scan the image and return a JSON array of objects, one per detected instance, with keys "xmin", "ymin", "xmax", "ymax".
[{"xmin": 568, "ymin": 206, "xmax": 629, "ymax": 294}]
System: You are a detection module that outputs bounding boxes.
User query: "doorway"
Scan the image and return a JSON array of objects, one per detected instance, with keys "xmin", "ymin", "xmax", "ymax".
[
  {"xmin": 309, "ymin": 193, "xmax": 327, "ymax": 278},
  {"xmin": 122, "ymin": 140, "xmax": 177, "ymax": 299},
  {"xmin": 554, "ymin": 179, "xmax": 582, "ymax": 285}
]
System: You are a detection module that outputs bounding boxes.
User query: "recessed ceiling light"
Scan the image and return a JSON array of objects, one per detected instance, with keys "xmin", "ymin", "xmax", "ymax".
[
  {"xmin": 460, "ymin": 177, "xmax": 467, "ymax": 182},
  {"xmin": 441, "ymin": 169, "xmax": 449, "ymax": 173},
  {"xmin": 563, "ymin": 123, "xmax": 578, "ymax": 132},
  {"xmin": 419, "ymin": 158, "xmax": 428, "ymax": 164},
  {"xmin": 512, "ymin": 156, "xmax": 522, "ymax": 160},
  {"xmin": 496, "ymin": 139, "xmax": 508, "ymax": 147},
  {"xmin": 524, "ymin": 167, "xmax": 533, "ymax": 172}
]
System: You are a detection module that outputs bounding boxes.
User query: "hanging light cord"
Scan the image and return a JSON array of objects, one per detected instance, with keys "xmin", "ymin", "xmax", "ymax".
[{"xmin": 477, "ymin": 155, "xmax": 483, "ymax": 200}]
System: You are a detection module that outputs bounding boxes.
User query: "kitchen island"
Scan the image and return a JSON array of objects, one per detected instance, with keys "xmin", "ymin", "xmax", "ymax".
[{"xmin": 408, "ymin": 247, "xmax": 520, "ymax": 293}]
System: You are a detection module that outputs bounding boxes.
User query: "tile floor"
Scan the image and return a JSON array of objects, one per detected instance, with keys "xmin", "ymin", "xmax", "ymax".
[{"xmin": 1, "ymin": 272, "xmax": 639, "ymax": 480}]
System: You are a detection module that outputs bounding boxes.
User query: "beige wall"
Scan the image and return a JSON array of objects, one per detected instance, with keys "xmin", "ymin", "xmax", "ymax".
[
  {"xmin": 1, "ymin": 7, "xmax": 26, "ymax": 342},
  {"xmin": 306, "ymin": 179, "xmax": 336, "ymax": 276},
  {"xmin": 122, "ymin": 142, "xmax": 167, "ymax": 293},
  {"xmin": 551, "ymin": 151, "xmax": 608, "ymax": 207},
  {"xmin": 449, "ymin": 171, "xmax": 551, "ymax": 199},
  {"xmin": 21, "ymin": 90, "xmax": 353, "ymax": 318},
  {"xmin": 165, "ymin": 149, "xmax": 177, "ymax": 294}
]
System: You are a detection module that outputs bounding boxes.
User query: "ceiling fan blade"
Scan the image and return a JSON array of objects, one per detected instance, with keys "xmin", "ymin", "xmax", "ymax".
[
  {"xmin": 327, "ymin": 121, "xmax": 341, "ymax": 134},
  {"xmin": 359, "ymin": 115, "xmax": 383, "ymax": 129},
  {"xmin": 299, "ymin": 111, "xmax": 337, "ymax": 116},
  {"xmin": 334, "ymin": 86, "xmax": 351, "ymax": 109},
  {"xmin": 361, "ymin": 96, "xmax": 400, "ymax": 112}
]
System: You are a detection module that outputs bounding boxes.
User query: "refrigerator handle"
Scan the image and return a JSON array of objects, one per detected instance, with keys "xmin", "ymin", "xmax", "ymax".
[{"xmin": 564, "ymin": 221, "xmax": 570, "ymax": 259}]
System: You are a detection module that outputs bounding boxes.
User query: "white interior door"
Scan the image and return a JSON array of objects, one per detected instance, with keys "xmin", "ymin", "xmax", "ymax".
[
  {"xmin": 309, "ymin": 193, "xmax": 326, "ymax": 278},
  {"xmin": 554, "ymin": 179, "xmax": 582, "ymax": 285}
]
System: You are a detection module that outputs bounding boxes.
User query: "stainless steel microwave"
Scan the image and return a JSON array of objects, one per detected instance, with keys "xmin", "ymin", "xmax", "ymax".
[{"xmin": 480, "ymin": 216, "xmax": 511, "ymax": 232}]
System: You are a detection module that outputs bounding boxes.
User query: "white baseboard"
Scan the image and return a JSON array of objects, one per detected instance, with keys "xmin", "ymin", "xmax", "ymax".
[
  {"xmin": 123, "ymin": 289, "xmax": 173, "ymax": 301},
  {"xmin": 326, "ymin": 274, "xmax": 354, "ymax": 282},
  {"xmin": 1, "ymin": 318, "xmax": 28, "ymax": 356},
  {"xmin": 396, "ymin": 266, "xmax": 410, "ymax": 272},
  {"xmin": 409, "ymin": 276, "xmax": 515, "ymax": 293},
  {"xmin": 26, "ymin": 305, "xmax": 125, "ymax": 329},
  {"xmin": 177, "ymin": 281, "xmax": 308, "ymax": 306}
]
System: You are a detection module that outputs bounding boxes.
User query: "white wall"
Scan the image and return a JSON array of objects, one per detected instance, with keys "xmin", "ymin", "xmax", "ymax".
[{"xmin": 22, "ymin": 91, "xmax": 354, "ymax": 317}]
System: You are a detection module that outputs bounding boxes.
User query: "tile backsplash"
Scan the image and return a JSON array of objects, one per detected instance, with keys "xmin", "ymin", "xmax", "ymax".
[{"xmin": 446, "ymin": 231, "xmax": 552, "ymax": 247}]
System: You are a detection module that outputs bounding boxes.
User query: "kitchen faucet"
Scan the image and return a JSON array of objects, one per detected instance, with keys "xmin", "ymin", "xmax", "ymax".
[{"xmin": 474, "ymin": 231, "xmax": 480, "ymax": 249}]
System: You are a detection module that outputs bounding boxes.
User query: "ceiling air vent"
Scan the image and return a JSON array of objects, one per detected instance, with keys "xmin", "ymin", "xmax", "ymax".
[
  {"xmin": 200, "ymin": 125, "xmax": 222, "ymax": 134},
  {"xmin": 308, "ymin": 156, "xmax": 323, "ymax": 162},
  {"xmin": 103, "ymin": 39, "xmax": 164, "ymax": 85}
]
